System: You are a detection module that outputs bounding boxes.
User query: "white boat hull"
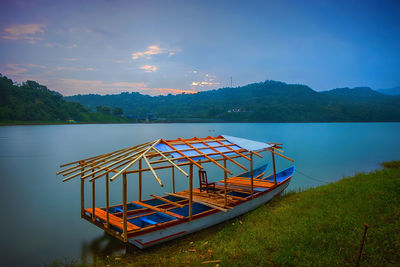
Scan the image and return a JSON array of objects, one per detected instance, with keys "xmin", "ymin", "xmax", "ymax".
[{"xmin": 129, "ymin": 179, "xmax": 291, "ymax": 249}]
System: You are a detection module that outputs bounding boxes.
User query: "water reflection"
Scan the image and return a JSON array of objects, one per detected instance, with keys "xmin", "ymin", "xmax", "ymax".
[{"xmin": 81, "ymin": 232, "xmax": 133, "ymax": 265}]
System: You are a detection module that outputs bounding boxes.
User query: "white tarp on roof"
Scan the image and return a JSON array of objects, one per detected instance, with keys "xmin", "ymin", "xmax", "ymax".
[{"xmin": 222, "ymin": 135, "xmax": 272, "ymax": 151}]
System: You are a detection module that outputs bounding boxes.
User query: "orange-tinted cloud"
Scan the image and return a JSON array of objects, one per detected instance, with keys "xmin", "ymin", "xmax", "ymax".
[
  {"xmin": 1, "ymin": 24, "xmax": 45, "ymax": 43},
  {"xmin": 191, "ymin": 73, "xmax": 220, "ymax": 88},
  {"xmin": 53, "ymin": 79, "xmax": 196, "ymax": 96},
  {"xmin": 132, "ymin": 45, "xmax": 178, "ymax": 60},
  {"xmin": 132, "ymin": 45, "xmax": 163, "ymax": 60},
  {"xmin": 3, "ymin": 64, "xmax": 28, "ymax": 76},
  {"xmin": 151, "ymin": 88, "xmax": 197, "ymax": 95},
  {"xmin": 140, "ymin": 65, "xmax": 158, "ymax": 72}
]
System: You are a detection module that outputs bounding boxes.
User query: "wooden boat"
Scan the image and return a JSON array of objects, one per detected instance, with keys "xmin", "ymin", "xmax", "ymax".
[{"xmin": 57, "ymin": 135, "xmax": 295, "ymax": 248}]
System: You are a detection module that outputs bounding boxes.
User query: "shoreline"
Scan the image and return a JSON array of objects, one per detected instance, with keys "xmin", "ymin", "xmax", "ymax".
[
  {"xmin": 2, "ymin": 120, "xmax": 400, "ymax": 126},
  {"xmin": 55, "ymin": 161, "xmax": 400, "ymax": 266}
]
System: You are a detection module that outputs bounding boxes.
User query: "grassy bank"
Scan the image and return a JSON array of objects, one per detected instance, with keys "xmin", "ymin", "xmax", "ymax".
[{"xmin": 57, "ymin": 162, "xmax": 400, "ymax": 266}]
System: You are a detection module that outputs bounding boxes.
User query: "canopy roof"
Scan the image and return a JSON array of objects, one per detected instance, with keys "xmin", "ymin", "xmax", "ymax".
[{"xmin": 57, "ymin": 135, "xmax": 284, "ymax": 186}]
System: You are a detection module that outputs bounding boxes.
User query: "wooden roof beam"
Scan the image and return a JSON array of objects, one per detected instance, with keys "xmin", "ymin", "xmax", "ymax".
[
  {"xmin": 143, "ymin": 155, "xmax": 163, "ymax": 187},
  {"xmin": 178, "ymin": 138, "xmax": 233, "ymax": 175},
  {"xmin": 61, "ymin": 142, "xmax": 150, "ymax": 177},
  {"xmin": 266, "ymin": 148, "xmax": 294, "ymax": 162},
  {"xmin": 151, "ymin": 147, "xmax": 189, "ymax": 177},
  {"xmin": 193, "ymin": 137, "xmax": 248, "ymax": 171},
  {"xmin": 160, "ymin": 139, "xmax": 203, "ymax": 169},
  {"xmin": 64, "ymin": 144, "xmax": 150, "ymax": 182},
  {"xmin": 208, "ymin": 136, "xmax": 251, "ymax": 160}
]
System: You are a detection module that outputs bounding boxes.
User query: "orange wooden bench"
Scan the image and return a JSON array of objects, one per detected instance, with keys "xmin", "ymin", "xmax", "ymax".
[
  {"xmin": 225, "ymin": 178, "xmax": 275, "ymax": 188},
  {"xmin": 85, "ymin": 208, "xmax": 140, "ymax": 231}
]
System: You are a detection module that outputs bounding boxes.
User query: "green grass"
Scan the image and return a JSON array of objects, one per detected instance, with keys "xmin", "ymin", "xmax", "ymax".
[{"xmin": 57, "ymin": 161, "xmax": 400, "ymax": 266}]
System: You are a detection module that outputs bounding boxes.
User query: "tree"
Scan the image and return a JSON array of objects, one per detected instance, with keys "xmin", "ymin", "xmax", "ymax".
[
  {"xmin": 112, "ymin": 107, "xmax": 123, "ymax": 116},
  {"xmin": 96, "ymin": 106, "xmax": 111, "ymax": 114}
]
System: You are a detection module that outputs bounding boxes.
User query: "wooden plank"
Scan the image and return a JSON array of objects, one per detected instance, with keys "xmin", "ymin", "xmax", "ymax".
[
  {"xmin": 125, "ymin": 153, "xmax": 252, "ymax": 174},
  {"xmin": 189, "ymin": 164, "xmax": 193, "ymax": 220},
  {"xmin": 179, "ymin": 138, "xmax": 233, "ymax": 175},
  {"xmin": 60, "ymin": 144, "xmax": 145, "ymax": 176},
  {"xmin": 224, "ymin": 159, "xmax": 227, "ymax": 207},
  {"xmin": 161, "ymin": 139, "xmax": 203, "ymax": 169},
  {"xmin": 250, "ymin": 152, "xmax": 254, "ymax": 199},
  {"xmin": 123, "ymin": 173, "xmax": 128, "ymax": 242},
  {"xmin": 193, "ymin": 137, "xmax": 247, "ymax": 171},
  {"xmin": 138, "ymin": 158, "xmax": 142, "ymax": 201},
  {"xmin": 215, "ymin": 184, "xmax": 254, "ymax": 194},
  {"xmin": 64, "ymin": 146, "xmax": 148, "ymax": 182},
  {"xmin": 172, "ymin": 167, "xmax": 175, "ymax": 193},
  {"xmin": 62, "ymin": 142, "xmax": 151, "ymax": 181},
  {"xmin": 106, "ymin": 173, "xmax": 109, "ymax": 228},
  {"xmin": 151, "ymin": 146, "xmax": 189, "ymax": 177},
  {"xmin": 167, "ymin": 193, "xmax": 229, "ymax": 212},
  {"xmin": 272, "ymin": 148, "xmax": 277, "ymax": 185},
  {"xmin": 85, "ymin": 208, "xmax": 140, "ymax": 231},
  {"xmin": 224, "ymin": 179, "xmax": 274, "ymax": 188},
  {"xmin": 208, "ymin": 136, "xmax": 251, "ymax": 160},
  {"xmin": 146, "ymin": 143, "xmax": 244, "ymax": 161},
  {"xmin": 80, "ymin": 164, "xmax": 85, "ymax": 217},
  {"xmin": 91, "ymin": 170, "xmax": 95, "ymax": 222},
  {"xmin": 131, "ymin": 201, "xmax": 185, "ymax": 219},
  {"xmin": 251, "ymin": 150, "xmax": 263, "ymax": 158},
  {"xmin": 150, "ymin": 194, "xmax": 185, "ymax": 208},
  {"xmin": 110, "ymin": 139, "xmax": 161, "ymax": 182},
  {"xmin": 143, "ymin": 155, "xmax": 163, "ymax": 186},
  {"xmin": 267, "ymin": 148, "xmax": 294, "ymax": 162}
]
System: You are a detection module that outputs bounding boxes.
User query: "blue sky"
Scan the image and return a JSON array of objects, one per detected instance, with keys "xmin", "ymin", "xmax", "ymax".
[{"xmin": 0, "ymin": 0, "xmax": 399, "ymax": 96}]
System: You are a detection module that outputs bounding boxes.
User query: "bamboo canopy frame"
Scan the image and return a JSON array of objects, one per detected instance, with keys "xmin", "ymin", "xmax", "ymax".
[{"xmin": 57, "ymin": 135, "xmax": 293, "ymax": 242}]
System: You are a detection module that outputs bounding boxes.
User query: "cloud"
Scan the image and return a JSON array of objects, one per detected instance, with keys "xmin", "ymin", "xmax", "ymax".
[
  {"xmin": 132, "ymin": 45, "xmax": 178, "ymax": 60},
  {"xmin": 51, "ymin": 78, "xmax": 147, "ymax": 95},
  {"xmin": 151, "ymin": 88, "xmax": 197, "ymax": 95},
  {"xmin": 191, "ymin": 73, "xmax": 220, "ymax": 88},
  {"xmin": 55, "ymin": 66, "xmax": 78, "ymax": 71},
  {"xmin": 2, "ymin": 63, "xmax": 47, "ymax": 77},
  {"xmin": 23, "ymin": 64, "xmax": 47, "ymax": 69},
  {"xmin": 64, "ymin": 58, "xmax": 79, "ymax": 61},
  {"xmin": 84, "ymin": 67, "xmax": 96, "ymax": 71},
  {"xmin": 139, "ymin": 65, "xmax": 158, "ymax": 72},
  {"xmin": 47, "ymin": 78, "xmax": 195, "ymax": 96},
  {"xmin": 46, "ymin": 43, "xmax": 77, "ymax": 49},
  {"xmin": 3, "ymin": 64, "xmax": 28, "ymax": 76},
  {"xmin": 1, "ymin": 24, "xmax": 45, "ymax": 44}
]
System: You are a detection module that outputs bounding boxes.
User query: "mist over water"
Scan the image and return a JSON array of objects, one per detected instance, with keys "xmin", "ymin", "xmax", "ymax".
[{"xmin": 0, "ymin": 123, "xmax": 399, "ymax": 266}]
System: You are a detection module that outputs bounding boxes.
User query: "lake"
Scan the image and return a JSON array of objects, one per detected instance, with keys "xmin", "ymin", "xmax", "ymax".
[{"xmin": 0, "ymin": 123, "xmax": 399, "ymax": 266}]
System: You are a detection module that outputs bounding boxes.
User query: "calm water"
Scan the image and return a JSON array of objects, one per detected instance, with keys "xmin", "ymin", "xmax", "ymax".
[{"xmin": 0, "ymin": 123, "xmax": 399, "ymax": 266}]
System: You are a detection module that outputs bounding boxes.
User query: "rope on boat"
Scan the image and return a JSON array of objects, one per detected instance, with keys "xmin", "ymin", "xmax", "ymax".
[{"xmin": 296, "ymin": 169, "xmax": 330, "ymax": 184}]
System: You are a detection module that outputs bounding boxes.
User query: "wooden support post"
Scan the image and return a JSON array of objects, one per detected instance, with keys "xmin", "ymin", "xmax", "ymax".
[
  {"xmin": 172, "ymin": 167, "xmax": 175, "ymax": 193},
  {"xmin": 224, "ymin": 159, "xmax": 228, "ymax": 207},
  {"xmin": 356, "ymin": 224, "xmax": 369, "ymax": 267},
  {"xmin": 122, "ymin": 172, "xmax": 128, "ymax": 242},
  {"xmin": 91, "ymin": 173, "xmax": 95, "ymax": 222},
  {"xmin": 138, "ymin": 158, "xmax": 142, "ymax": 201},
  {"xmin": 250, "ymin": 152, "xmax": 254, "ymax": 199},
  {"xmin": 80, "ymin": 164, "xmax": 85, "ymax": 217},
  {"xmin": 189, "ymin": 164, "xmax": 193, "ymax": 220},
  {"xmin": 106, "ymin": 172, "xmax": 109, "ymax": 228},
  {"xmin": 272, "ymin": 148, "xmax": 277, "ymax": 185}
]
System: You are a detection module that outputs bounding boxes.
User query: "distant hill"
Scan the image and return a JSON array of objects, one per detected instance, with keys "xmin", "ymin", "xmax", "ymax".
[
  {"xmin": 0, "ymin": 74, "xmax": 128, "ymax": 123},
  {"xmin": 66, "ymin": 81, "xmax": 400, "ymax": 122},
  {"xmin": 377, "ymin": 87, "xmax": 400, "ymax": 96}
]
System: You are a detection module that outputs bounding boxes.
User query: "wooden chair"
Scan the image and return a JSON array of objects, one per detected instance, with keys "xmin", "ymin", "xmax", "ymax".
[{"xmin": 199, "ymin": 170, "xmax": 216, "ymax": 193}]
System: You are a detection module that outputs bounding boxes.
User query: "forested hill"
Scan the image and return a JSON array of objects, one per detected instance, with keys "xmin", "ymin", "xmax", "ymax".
[
  {"xmin": 0, "ymin": 74, "xmax": 127, "ymax": 123},
  {"xmin": 66, "ymin": 81, "xmax": 400, "ymax": 122}
]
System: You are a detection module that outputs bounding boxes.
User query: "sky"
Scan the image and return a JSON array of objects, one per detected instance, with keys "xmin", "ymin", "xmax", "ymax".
[{"xmin": 0, "ymin": 0, "xmax": 399, "ymax": 96}]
